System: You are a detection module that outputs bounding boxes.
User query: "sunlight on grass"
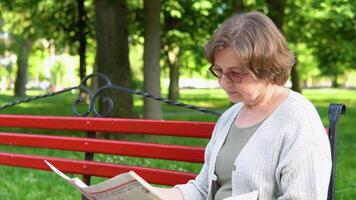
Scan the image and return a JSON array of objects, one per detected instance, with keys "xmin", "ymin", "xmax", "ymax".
[{"xmin": 304, "ymin": 88, "xmax": 356, "ymax": 106}]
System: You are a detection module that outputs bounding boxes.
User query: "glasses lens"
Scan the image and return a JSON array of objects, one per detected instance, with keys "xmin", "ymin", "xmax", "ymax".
[
  {"xmin": 209, "ymin": 64, "xmax": 249, "ymax": 83},
  {"xmin": 229, "ymin": 73, "xmax": 248, "ymax": 83}
]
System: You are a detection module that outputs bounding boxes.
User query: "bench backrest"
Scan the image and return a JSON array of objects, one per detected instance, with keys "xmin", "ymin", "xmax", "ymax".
[
  {"xmin": 0, "ymin": 103, "xmax": 346, "ymax": 200},
  {"xmin": 0, "ymin": 114, "xmax": 214, "ymax": 186}
]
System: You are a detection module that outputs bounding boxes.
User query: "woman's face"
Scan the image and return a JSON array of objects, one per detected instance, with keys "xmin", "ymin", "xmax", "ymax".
[{"xmin": 213, "ymin": 48, "xmax": 268, "ymax": 104}]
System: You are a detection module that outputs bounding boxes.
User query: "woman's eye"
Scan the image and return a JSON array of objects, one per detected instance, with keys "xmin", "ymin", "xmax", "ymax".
[
  {"xmin": 230, "ymin": 72, "xmax": 242, "ymax": 77},
  {"xmin": 216, "ymin": 69, "xmax": 223, "ymax": 74}
]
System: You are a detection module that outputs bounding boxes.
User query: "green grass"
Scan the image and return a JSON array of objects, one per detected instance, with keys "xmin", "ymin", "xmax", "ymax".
[{"xmin": 0, "ymin": 88, "xmax": 355, "ymax": 199}]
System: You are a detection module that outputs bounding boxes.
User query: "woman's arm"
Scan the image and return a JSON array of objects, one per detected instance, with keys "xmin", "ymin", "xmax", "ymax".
[
  {"xmin": 277, "ymin": 152, "xmax": 331, "ymax": 199},
  {"xmin": 276, "ymin": 117, "xmax": 331, "ymax": 199}
]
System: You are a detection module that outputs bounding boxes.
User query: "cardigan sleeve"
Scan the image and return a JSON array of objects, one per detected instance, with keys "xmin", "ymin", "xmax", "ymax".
[
  {"xmin": 275, "ymin": 107, "xmax": 332, "ymax": 200},
  {"xmin": 276, "ymin": 147, "xmax": 331, "ymax": 200}
]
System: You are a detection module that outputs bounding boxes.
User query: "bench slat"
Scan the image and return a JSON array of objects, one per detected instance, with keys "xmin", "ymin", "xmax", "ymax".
[
  {"xmin": 0, "ymin": 115, "xmax": 214, "ymax": 138},
  {"xmin": 0, "ymin": 152, "xmax": 196, "ymax": 186},
  {"xmin": 0, "ymin": 132, "xmax": 205, "ymax": 163}
]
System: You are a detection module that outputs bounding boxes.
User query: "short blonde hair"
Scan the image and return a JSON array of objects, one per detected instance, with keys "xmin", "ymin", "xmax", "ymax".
[{"xmin": 205, "ymin": 11, "xmax": 295, "ymax": 85}]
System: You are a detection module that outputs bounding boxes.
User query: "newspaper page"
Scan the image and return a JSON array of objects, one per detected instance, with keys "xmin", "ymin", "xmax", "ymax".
[{"xmin": 44, "ymin": 160, "xmax": 164, "ymax": 200}]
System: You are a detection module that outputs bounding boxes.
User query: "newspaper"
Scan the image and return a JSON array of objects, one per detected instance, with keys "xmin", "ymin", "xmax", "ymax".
[{"xmin": 44, "ymin": 160, "xmax": 164, "ymax": 200}]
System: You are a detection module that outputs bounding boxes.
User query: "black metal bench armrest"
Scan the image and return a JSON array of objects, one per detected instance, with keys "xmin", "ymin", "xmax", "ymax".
[{"xmin": 328, "ymin": 103, "xmax": 346, "ymax": 200}]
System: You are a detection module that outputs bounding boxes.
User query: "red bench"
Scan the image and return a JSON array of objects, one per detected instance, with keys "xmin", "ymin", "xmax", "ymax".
[
  {"xmin": 0, "ymin": 114, "xmax": 214, "ymax": 186},
  {"xmin": 0, "ymin": 104, "xmax": 345, "ymax": 200}
]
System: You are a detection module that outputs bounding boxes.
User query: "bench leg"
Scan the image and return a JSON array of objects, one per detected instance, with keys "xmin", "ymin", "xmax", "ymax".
[{"xmin": 82, "ymin": 131, "xmax": 96, "ymax": 200}]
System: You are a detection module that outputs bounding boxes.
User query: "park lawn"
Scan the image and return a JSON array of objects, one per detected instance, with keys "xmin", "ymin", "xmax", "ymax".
[{"xmin": 0, "ymin": 88, "xmax": 355, "ymax": 199}]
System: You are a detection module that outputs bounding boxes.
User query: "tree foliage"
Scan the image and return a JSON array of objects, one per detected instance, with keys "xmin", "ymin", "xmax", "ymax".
[
  {"xmin": 0, "ymin": 0, "xmax": 355, "ymax": 97},
  {"xmin": 285, "ymin": 0, "xmax": 356, "ymax": 86},
  {"xmin": 0, "ymin": 0, "xmax": 96, "ymax": 96}
]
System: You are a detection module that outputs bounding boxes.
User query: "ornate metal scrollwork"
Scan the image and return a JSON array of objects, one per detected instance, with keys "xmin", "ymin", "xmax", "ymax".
[
  {"xmin": 0, "ymin": 73, "xmax": 222, "ymax": 117},
  {"xmin": 71, "ymin": 73, "xmax": 114, "ymax": 117}
]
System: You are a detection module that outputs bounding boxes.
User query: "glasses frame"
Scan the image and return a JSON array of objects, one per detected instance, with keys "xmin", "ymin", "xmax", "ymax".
[{"xmin": 209, "ymin": 64, "xmax": 249, "ymax": 83}]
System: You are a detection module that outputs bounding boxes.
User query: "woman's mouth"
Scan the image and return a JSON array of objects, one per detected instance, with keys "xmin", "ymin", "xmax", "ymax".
[{"xmin": 227, "ymin": 91, "xmax": 239, "ymax": 95}]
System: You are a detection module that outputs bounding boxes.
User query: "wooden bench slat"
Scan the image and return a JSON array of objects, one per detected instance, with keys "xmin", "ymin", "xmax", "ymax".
[
  {"xmin": 0, "ymin": 152, "xmax": 197, "ymax": 186},
  {"xmin": 0, "ymin": 115, "xmax": 214, "ymax": 138},
  {"xmin": 0, "ymin": 132, "xmax": 205, "ymax": 163}
]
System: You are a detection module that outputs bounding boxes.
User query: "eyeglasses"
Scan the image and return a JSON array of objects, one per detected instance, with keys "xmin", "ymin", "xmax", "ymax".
[{"xmin": 209, "ymin": 64, "xmax": 249, "ymax": 83}]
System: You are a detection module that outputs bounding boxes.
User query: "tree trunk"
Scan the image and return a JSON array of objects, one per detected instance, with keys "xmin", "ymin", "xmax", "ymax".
[
  {"xmin": 95, "ymin": 0, "xmax": 134, "ymax": 118},
  {"xmin": 78, "ymin": 0, "xmax": 87, "ymax": 84},
  {"xmin": 291, "ymin": 64, "xmax": 302, "ymax": 93},
  {"xmin": 90, "ymin": 55, "xmax": 98, "ymax": 92},
  {"xmin": 266, "ymin": 0, "xmax": 285, "ymax": 30},
  {"xmin": 290, "ymin": 55, "xmax": 302, "ymax": 92},
  {"xmin": 167, "ymin": 48, "xmax": 180, "ymax": 101},
  {"xmin": 143, "ymin": 0, "xmax": 162, "ymax": 119},
  {"xmin": 266, "ymin": 0, "xmax": 302, "ymax": 93},
  {"xmin": 14, "ymin": 39, "xmax": 32, "ymax": 97},
  {"xmin": 168, "ymin": 61, "xmax": 180, "ymax": 101},
  {"xmin": 332, "ymin": 74, "xmax": 339, "ymax": 88},
  {"xmin": 234, "ymin": 0, "xmax": 245, "ymax": 13}
]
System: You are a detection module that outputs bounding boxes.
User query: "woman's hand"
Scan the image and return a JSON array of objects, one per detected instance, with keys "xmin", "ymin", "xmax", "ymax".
[{"xmin": 152, "ymin": 186, "xmax": 184, "ymax": 200}]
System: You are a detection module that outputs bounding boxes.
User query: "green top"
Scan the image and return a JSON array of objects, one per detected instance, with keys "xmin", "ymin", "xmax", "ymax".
[{"xmin": 214, "ymin": 120, "xmax": 264, "ymax": 200}]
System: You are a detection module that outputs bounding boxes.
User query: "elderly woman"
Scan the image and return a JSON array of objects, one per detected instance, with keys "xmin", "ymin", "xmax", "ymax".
[{"xmin": 155, "ymin": 11, "xmax": 331, "ymax": 200}]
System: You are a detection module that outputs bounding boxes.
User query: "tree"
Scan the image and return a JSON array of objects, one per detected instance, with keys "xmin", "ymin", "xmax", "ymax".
[
  {"xmin": 77, "ymin": 0, "xmax": 88, "ymax": 85},
  {"xmin": 234, "ymin": 0, "xmax": 245, "ymax": 12},
  {"xmin": 266, "ymin": 0, "xmax": 302, "ymax": 93},
  {"xmin": 143, "ymin": 0, "xmax": 162, "ymax": 119},
  {"xmin": 0, "ymin": 0, "xmax": 40, "ymax": 96},
  {"xmin": 161, "ymin": 0, "xmax": 232, "ymax": 100},
  {"xmin": 285, "ymin": 0, "xmax": 356, "ymax": 88},
  {"xmin": 306, "ymin": 0, "xmax": 355, "ymax": 87},
  {"xmin": 1, "ymin": 0, "xmax": 95, "ymax": 96},
  {"xmin": 47, "ymin": 0, "xmax": 96, "ymax": 85},
  {"xmin": 14, "ymin": 38, "xmax": 32, "ymax": 96},
  {"xmin": 161, "ymin": 1, "xmax": 185, "ymax": 101},
  {"xmin": 95, "ymin": 0, "xmax": 134, "ymax": 118}
]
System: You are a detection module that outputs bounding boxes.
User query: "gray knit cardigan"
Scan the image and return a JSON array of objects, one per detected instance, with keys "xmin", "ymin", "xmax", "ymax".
[{"xmin": 175, "ymin": 90, "xmax": 331, "ymax": 200}]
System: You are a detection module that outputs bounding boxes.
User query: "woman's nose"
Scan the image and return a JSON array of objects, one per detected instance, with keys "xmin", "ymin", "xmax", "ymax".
[{"xmin": 219, "ymin": 74, "xmax": 233, "ymax": 86}]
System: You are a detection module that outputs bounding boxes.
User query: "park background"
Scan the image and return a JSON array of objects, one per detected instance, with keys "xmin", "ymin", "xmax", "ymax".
[{"xmin": 0, "ymin": 0, "xmax": 355, "ymax": 199}]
